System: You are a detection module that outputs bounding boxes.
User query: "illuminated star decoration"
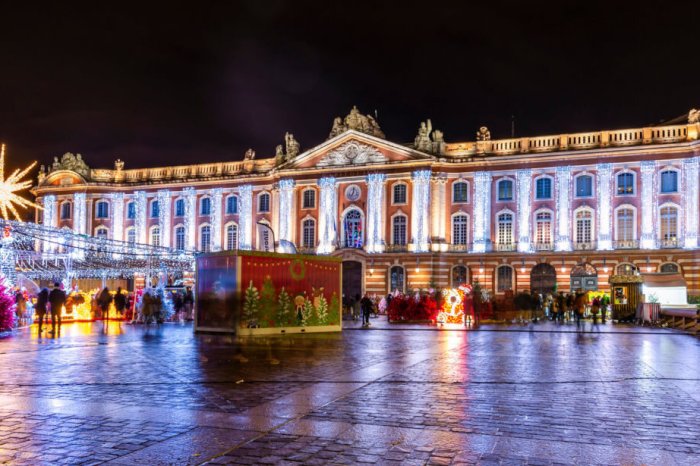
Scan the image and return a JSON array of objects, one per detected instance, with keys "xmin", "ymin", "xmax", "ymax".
[{"xmin": 0, "ymin": 144, "xmax": 42, "ymax": 221}]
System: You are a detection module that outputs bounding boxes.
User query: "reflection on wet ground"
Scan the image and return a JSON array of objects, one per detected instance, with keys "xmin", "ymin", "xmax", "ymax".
[{"xmin": 0, "ymin": 319, "xmax": 699, "ymax": 465}]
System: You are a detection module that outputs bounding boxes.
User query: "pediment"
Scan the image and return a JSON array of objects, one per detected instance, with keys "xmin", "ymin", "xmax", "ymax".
[{"xmin": 283, "ymin": 130, "xmax": 434, "ymax": 170}]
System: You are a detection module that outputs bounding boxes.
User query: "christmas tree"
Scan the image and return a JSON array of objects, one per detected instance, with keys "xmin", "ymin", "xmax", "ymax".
[
  {"xmin": 243, "ymin": 280, "xmax": 260, "ymax": 327},
  {"xmin": 277, "ymin": 287, "xmax": 292, "ymax": 327},
  {"xmin": 0, "ymin": 277, "xmax": 16, "ymax": 332},
  {"xmin": 316, "ymin": 294, "xmax": 329, "ymax": 325},
  {"xmin": 329, "ymin": 292, "xmax": 340, "ymax": 324},
  {"xmin": 300, "ymin": 297, "xmax": 314, "ymax": 326},
  {"xmin": 258, "ymin": 276, "xmax": 277, "ymax": 327}
]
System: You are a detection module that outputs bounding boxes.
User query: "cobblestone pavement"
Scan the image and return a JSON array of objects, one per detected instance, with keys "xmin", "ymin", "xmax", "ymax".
[{"xmin": 0, "ymin": 320, "xmax": 699, "ymax": 465}]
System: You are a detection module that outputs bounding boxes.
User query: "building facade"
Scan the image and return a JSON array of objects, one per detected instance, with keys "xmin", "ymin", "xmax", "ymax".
[{"xmin": 32, "ymin": 107, "xmax": 700, "ymax": 298}]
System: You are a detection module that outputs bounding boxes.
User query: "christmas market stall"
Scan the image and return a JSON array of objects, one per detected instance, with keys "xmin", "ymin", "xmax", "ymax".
[
  {"xmin": 195, "ymin": 250, "xmax": 342, "ymax": 335},
  {"xmin": 609, "ymin": 274, "xmax": 643, "ymax": 322}
]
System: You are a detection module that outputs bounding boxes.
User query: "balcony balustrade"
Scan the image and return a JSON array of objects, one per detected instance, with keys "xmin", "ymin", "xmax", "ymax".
[
  {"xmin": 613, "ymin": 240, "xmax": 639, "ymax": 249},
  {"xmin": 573, "ymin": 241, "xmax": 596, "ymax": 251}
]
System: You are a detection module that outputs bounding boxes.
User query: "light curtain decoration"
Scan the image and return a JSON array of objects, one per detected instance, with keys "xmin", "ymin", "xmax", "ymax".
[
  {"xmin": 157, "ymin": 190, "xmax": 171, "ymax": 248},
  {"xmin": 317, "ymin": 177, "xmax": 337, "ymax": 254},
  {"xmin": 472, "ymin": 171, "xmax": 492, "ymax": 252},
  {"xmin": 210, "ymin": 188, "xmax": 223, "ymax": 251},
  {"xmin": 111, "ymin": 192, "xmax": 124, "ymax": 242},
  {"xmin": 411, "ymin": 170, "xmax": 431, "ymax": 252},
  {"xmin": 640, "ymin": 161, "xmax": 657, "ymax": 249},
  {"xmin": 73, "ymin": 193, "xmax": 86, "ymax": 235},
  {"xmin": 134, "ymin": 191, "xmax": 148, "ymax": 244},
  {"xmin": 683, "ymin": 157, "xmax": 699, "ymax": 249},
  {"xmin": 42, "ymin": 195, "xmax": 56, "ymax": 252},
  {"xmin": 278, "ymin": 179, "xmax": 295, "ymax": 245},
  {"xmin": 238, "ymin": 185, "xmax": 253, "ymax": 250},
  {"xmin": 183, "ymin": 187, "xmax": 197, "ymax": 250},
  {"xmin": 516, "ymin": 169, "xmax": 532, "ymax": 252},
  {"xmin": 554, "ymin": 166, "xmax": 572, "ymax": 251},
  {"xmin": 596, "ymin": 164, "xmax": 613, "ymax": 250},
  {"xmin": 366, "ymin": 173, "xmax": 386, "ymax": 253}
]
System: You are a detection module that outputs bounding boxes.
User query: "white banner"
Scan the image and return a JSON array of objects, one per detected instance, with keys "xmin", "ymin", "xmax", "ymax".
[{"xmin": 256, "ymin": 222, "xmax": 274, "ymax": 252}]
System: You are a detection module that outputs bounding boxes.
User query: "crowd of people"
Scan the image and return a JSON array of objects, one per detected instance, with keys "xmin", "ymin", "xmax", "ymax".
[{"xmin": 521, "ymin": 289, "xmax": 610, "ymax": 327}]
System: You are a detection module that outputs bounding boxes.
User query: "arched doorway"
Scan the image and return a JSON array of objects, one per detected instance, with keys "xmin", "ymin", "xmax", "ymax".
[
  {"xmin": 570, "ymin": 262, "xmax": 598, "ymax": 291},
  {"xmin": 530, "ymin": 263, "xmax": 557, "ymax": 295},
  {"xmin": 342, "ymin": 209, "xmax": 363, "ymax": 248},
  {"xmin": 389, "ymin": 265, "xmax": 405, "ymax": 293},
  {"xmin": 342, "ymin": 261, "xmax": 363, "ymax": 302}
]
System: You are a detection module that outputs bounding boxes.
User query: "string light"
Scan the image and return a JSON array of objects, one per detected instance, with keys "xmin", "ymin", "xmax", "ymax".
[
  {"xmin": 317, "ymin": 177, "xmax": 337, "ymax": 254},
  {"xmin": 366, "ymin": 173, "xmax": 386, "ymax": 253},
  {"xmin": 278, "ymin": 179, "xmax": 294, "ymax": 247},
  {"xmin": 683, "ymin": 157, "xmax": 699, "ymax": 249},
  {"xmin": 516, "ymin": 169, "xmax": 532, "ymax": 252},
  {"xmin": 411, "ymin": 170, "xmax": 431, "ymax": 252},
  {"xmin": 0, "ymin": 144, "xmax": 43, "ymax": 221},
  {"xmin": 640, "ymin": 161, "xmax": 657, "ymax": 249},
  {"xmin": 596, "ymin": 163, "xmax": 613, "ymax": 250},
  {"xmin": 238, "ymin": 185, "xmax": 253, "ymax": 250}
]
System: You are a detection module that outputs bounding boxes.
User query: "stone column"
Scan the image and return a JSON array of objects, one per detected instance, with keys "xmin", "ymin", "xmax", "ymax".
[
  {"xmin": 317, "ymin": 177, "xmax": 338, "ymax": 254},
  {"xmin": 554, "ymin": 166, "xmax": 572, "ymax": 251},
  {"xmin": 210, "ymin": 188, "xmax": 223, "ymax": 251},
  {"xmin": 683, "ymin": 157, "xmax": 699, "ymax": 249},
  {"xmin": 596, "ymin": 164, "xmax": 613, "ymax": 250},
  {"xmin": 410, "ymin": 170, "xmax": 431, "ymax": 252},
  {"xmin": 183, "ymin": 188, "xmax": 197, "ymax": 250},
  {"xmin": 278, "ymin": 179, "xmax": 295, "ymax": 247},
  {"xmin": 134, "ymin": 191, "xmax": 148, "ymax": 244},
  {"xmin": 640, "ymin": 161, "xmax": 657, "ymax": 249},
  {"xmin": 516, "ymin": 169, "xmax": 532, "ymax": 252},
  {"xmin": 111, "ymin": 192, "xmax": 124, "ymax": 242},
  {"xmin": 238, "ymin": 185, "xmax": 253, "ymax": 250},
  {"xmin": 366, "ymin": 173, "xmax": 386, "ymax": 253},
  {"xmin": 157, "ymin": 190, "xmax": 172, "ymax": 248},
  {"xmin": 472, "ymin": 171, "xmax": 492, "ymax": 252}
]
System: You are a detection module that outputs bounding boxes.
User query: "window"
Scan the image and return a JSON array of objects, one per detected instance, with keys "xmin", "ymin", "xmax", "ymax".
[
  {"xmin": 151, "ymin": 200, "xmax": 160, "ymax": 218},
  {"xmin": 660, "ymin": 206, "xmax": 678, "ymax": 241},
  {"xmin": 200, "ymin": 225, "xmax": 211, "ymax": 252},
  {"xmin": 535, "ymin": 211, "xmax": 552, "ymax": 244},
  {"xmin": 616, "ymin": 208, "xmax": 635, "ymax": 241},
  {"xmin": 389, "ymin": 266, "xmax": 405, "ymax": 293},
  {"xmin": 343, "ymin": 209, "xmax": 363, "ymax": 248},
  {"xmin": 200, "ymin": 197, "xmax": 211, "ymax": 216},
  {"xmin": 392, "ymin": 215, "xmax": 407, "ymax": 245},
  {"xmin": 575, "ymin": 175, "xmax": 593, "ymax": 197},
  {"xmin": 452, "ymin": 182, "xmax": 468, "ymax": 203},
  {"xmin": 175, "ymin": 226, "xmax": 186, "ymax": 250},
  {"xmin": 302, "ymin": 190, "xmax": 316, "ymax": 209},
  {"xmin": 497, "ymin": 212, "xmax": 513, "ymax": 245},
  {"xmin": 60, "ymin": 202, "xmax": 71, "ymax": 220},
  {"xmin": 150, "ymin": 226, "xmax": 161, "ymax": 247},
  {"xmin": 126, "ymin": 228, "xmax": 136, "ymax": 244},
  {"xmin": 497, "ymin": 179, "xmax": 513, "ymax": 201},
  {"xmin": 95, "ymin": 201, "xmax": 109, "ymax": 219},
  {"xmin": 226, "ymin": 196, "xmax": 238, "ymax": 214},
  {"xmin": 496, "ymin": 266, "xmax": 513, "ymax": 292},
  {"xmin": 575, "ymin": 210, "xmax": 592, "ymax": 243},
  {"xmin": 452, "ymin": 265, "xmax": 468, "ymax": 287},
  {"xmin": 393, "ymin": 184, "xmax": 407, "ymax": 204},
  {"xmin": 258, "ymin": 193, "xmax": 270, "ymax": 213},
  {"xmin": 617, "ymin": 264, "xmax": 636, "ymax": 276},
  {"xmin": 127, "ymin": 201, "xmax": 136, "ymax": 219},
  {"xmin": 660, "ymin": 170, "xmax": 678, "ymax": 193},
  {"xmin": 535, "ymin": 177, "xmax": 552, "ymax": 199},
  {"xmin": 617, "ymin": 172, "xmax": 635, "ymax": 195},
  {"xmin": 226, "ymin": 224, "xmax": 238, "ymax": 250},
  {"xmin": 175, "ymin": 199, "xmax": 185, "ymax": 217},
  {"xmin": 302, "ymin": 219, "xmax": 315, "ymax": 248},
  {"xmin": 660, "ymin": 263, "xmax": 679, "ymax": 273},
  {"xmin": 95, "ymin": 227, "xmax": 108, "ymax": 239},
  {"xmin": 452, "ymin": 215, "xmax": 468, "ymax": 245}
]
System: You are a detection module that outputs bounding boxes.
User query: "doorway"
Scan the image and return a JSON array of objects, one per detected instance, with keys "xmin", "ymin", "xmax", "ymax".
[
  {"xmin": 570, "ymin": 262, "xmax": 598, "ymax": 291},
  {"xmin": 530, "ymin": 263, "xmax": 557, "ymax": 295},
  {"xmin": 342, "ymin": 260, "xmax": 363, "ymax": 302}
]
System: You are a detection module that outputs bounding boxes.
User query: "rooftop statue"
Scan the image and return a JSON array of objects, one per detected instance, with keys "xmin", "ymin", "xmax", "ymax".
[
  {"xmin": 476, "ymin": 126, "xmax": 491, "ymax": 142},
  {"xmin": 244, "ymin": 148, "xmax": 256, "ymax": 161},
  {"xmin": 327, "ymin": 106, "xmax": 385, "ymax": 139},
  {"xmin": 274, "ymin": 144, "xmax": 285, "ymax": 165},
  {"xmin": 285, "ymin": 132, "xmax": 300, "ymax": 161},
  {"xmin": 414, "ymin": 119, "xmax": 433, "ymax": 152},
  {"xmin": 689, "ymin": 108, "xmax": 700, "ymax": 124},
  {"xmin": 50, "ymin": 152, "xmax": 91, "ymax": 178}
]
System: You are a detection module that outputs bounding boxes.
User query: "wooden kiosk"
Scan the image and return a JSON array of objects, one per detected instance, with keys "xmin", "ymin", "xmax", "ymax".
[{"xmin": 609, "ymin": 274, "xmax": 643, "ymax": 322}]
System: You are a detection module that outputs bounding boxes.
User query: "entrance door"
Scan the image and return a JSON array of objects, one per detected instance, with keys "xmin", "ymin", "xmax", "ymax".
[
  {"xmin": 530, "ymin": 263, "xmax": 557, "ymax": 295},
  {"xmin": 342, "ymin": 261, "xmax": 363, "ymax": 302},
  {"xmin": 570, "ymin": 262, "xmax": 598, "ymax": 291}
]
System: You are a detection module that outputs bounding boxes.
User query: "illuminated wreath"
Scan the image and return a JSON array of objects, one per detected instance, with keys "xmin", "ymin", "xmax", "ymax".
[{"xmin": 289, "ymin": 259, "xmax": 306, "ymax": 281}]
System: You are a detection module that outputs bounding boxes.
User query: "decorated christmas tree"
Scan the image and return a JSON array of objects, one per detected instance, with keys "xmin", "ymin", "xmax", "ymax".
[
  {"xmin": 243, "ymin": 280, "xmax": 260, "ymax": 327},
  {"xmin": 277, "ymin": 287, "xmax": 292, "ymax": 327},
  {"xmin": 0, "ymin": 276, "xmax": 16, "ymax": 332},
  {"xmin": 316, "ymin": 294, "xmax": 329, "ymax": 325},
  {"xmin": 301, "ymin": 297, "xmax": 314, "ymax": 326}
]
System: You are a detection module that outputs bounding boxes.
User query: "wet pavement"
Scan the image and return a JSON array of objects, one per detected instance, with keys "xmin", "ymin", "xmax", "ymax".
[{"xmin": 0, "ymin": 319, "xmax": 699, "ymax": 465}]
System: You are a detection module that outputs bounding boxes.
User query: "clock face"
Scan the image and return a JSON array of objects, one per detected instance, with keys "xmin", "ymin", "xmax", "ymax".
[{"xmin": 345, "ymin": 184, "xmax": 361, "ymax": 201}]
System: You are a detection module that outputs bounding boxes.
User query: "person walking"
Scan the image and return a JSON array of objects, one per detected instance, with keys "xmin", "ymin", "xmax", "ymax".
[
  {"xmin": 556, "ymin": 291, "xmax": 566, "ymax": 323},
  {"xmin": 35, "ymin": 288, "xmax": 49, "ymax": 334},
  {"xmin": 97, "ymin": 287, "xmax": 112, "ymax": 321},
  {"xmin": 574, "ymin": 290, "xmax": 586, "ymax": 331},
  {"xmin": 114, "ymin": 287, "xmax": 127, "ymax": 316},
  {"xmin": 48, "ymin": 283, "xmax": 66, "ymax": 335},
  {"xmin": 600, "ymin": 293, "xmax": 609, "ymax": 324},
  {"xmin": 183, "ymin": 287, "xmax": 194, "ymax": 321},
  {"xmin": 360, "ymin": 293, "xmax": 373, "ymax": 327}
]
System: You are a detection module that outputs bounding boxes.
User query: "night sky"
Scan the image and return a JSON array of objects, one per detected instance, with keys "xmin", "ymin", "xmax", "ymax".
[{"xmin": 0, "ymin": 1, "xmax": 698, "ymax": 174}]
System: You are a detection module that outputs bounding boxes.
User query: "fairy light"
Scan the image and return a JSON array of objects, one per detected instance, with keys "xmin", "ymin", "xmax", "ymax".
[
  {"xmin": 596, "ymin": 163, "xmax": 613, "ymax": 250},
  {"xmin": 317, "ymin": 177, "xmax": 337, "ymax": 254},
  {"xmin": 210, "ymin": 188, "xmax": 222, "ymax": 251},
  {"xmin": 516, "ymin": 169, "xmax": 532, "ymax": 252},
  {"xmin": 472, "ymin": 171, "xmax": 492, "ymax": 253},
  {"xmin": 683, "ymin": 157, "xmax": 699, "ymax": 249},
  {"xmin": 640, "ymin": 161, "xmax": 657, "ymax": 249},
  {"xmin": 411, "ymin": 170, "xmax": 431, "ymax": 252},
  {"xmin": 554, "ymin": 166, "xmax": 572, "ymax": 251},
  {"xmin": 0, "ymin": 144, "xmax": 43, "ymax": 221},
  {"xmin": 366, "ymin": 173, "xmax": 386, "ymax": 253},
  {"xmin": 278, "ymin": 179, "xmax": 295, "ymax": 246},
  {"xmin": 238, "ymin": 185, "xmax": 253, "ymax": 250}
]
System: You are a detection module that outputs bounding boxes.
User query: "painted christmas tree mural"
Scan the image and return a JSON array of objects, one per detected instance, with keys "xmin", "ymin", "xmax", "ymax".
[
  {"xmin": 329, "ymin": 292, "xmax": 340, "ymax": 325},
  {"xmin": 316, "ymin": 294, "xmax": 329, "ymax": 325},
  {"xmin": 277, "ymin": 287, "xmax": 292, "ymax": 327},
  {"xmin": 259, "ymin": 275, "xmax": 277, "ymax": 327},
  {"xmin": 243, "ymin": 280, "xmax": 260, "ymax": 328}
]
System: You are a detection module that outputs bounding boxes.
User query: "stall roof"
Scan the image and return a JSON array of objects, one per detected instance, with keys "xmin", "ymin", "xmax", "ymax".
[{"xmin": 641, "ymin": 273, "xmax": 686, "ymax": 287}]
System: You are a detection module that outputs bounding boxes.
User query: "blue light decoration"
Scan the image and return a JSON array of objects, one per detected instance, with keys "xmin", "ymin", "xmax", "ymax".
[
  {"xmin": 596, "ymin": 163, "xmax": 613, "ymax": 250},
  {"xmin": 238, "ymin": 185, "xmax": 253, "ymax": 250},
  {"xmin": 472, "ymin": 171, "xmax": 492, "ymax": 253},
  {"xmin": 516, "ymin": 169, "xmax": 532, "ymax": 252},
  {"xmin": 366, "ymin": 173, "xmax": 386, "ymax": 253},
  {"xmin": 640, "ymin": 161, "xmax": 657, "ymax": 249},
  {"xmin": 554, "ymin": 166, "xmax": 572, "ymax": 251},
  {"xmin": 210, "ymin": 188, "xmax": 222, "ymax": 251},
  {"xmin": 317, "ymin": 177, "xmax": 337, "ymax": 254},
  {"xmin": 411, "ymin": 170, "xmax": 431, "ymax": 252},
  {"xmin": 683, "ymin": 157, "xmax": 699, "ymax": 249},
  {"xmin": 278, "ymin": 179, "xmax": 295, "ymax": 248},
  {"xmin": 156, "ymin": 190, "xmax": 171, "ymax": 248}
]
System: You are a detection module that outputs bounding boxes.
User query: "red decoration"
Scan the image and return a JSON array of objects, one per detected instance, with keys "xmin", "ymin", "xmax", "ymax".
[{"xmin": 387, "ymin": 294, "xmax": 439, "ymax": 322}]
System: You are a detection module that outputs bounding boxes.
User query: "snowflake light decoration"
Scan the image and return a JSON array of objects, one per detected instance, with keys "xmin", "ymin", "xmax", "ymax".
[{"xmin": 0, "ymin": 144, "xmax": 42, "ymax": 221}]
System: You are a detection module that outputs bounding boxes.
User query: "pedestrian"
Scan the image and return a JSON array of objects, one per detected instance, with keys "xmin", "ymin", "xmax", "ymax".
[
  {"xmin": 574, "ymin": 290, "xmax": 585, "ymax": 330},
  {"xmin": 591, "ymin": 296, "xmax": 601, "ymax": 325},
  {"xmin": 566, "ymin": 293, "xmax": 575, "ymax": 322},
  {"xmin": 173, "ymin": 291, "xmax": 184, "ymax": 321},
  {"xmin": 183, "ymin": 287, "xmax": 194, "ymax": 321},
  {"xmin": 114, "ymin": 287, "xmax": 127, "ymax": 316},
  {"xmin": 600, "ymin": 293, "xmax": 609, "ymax": 324},
  {"xmin": 97, "ymin": 287, "xmax": 112, "ymax": 321},
  {"xmin": 360, "ymin": 293, "xmax": 373, "ymax": 327},
  {"xmin": 14, "ymin": 288, "xmax": 26, "ymax": 326},
  {"xmin": 556, "ymin": 291, "xmax": 566, "ymax": 323},
  {"xmin": 35, "ymin": 288, "xmax": 49, "ymax": 334},
  {"xmin": 48, "ymin": 282, "xmax": 66, "ymax": 335},
  {"xmin": 353, "ymin": 294, "xmax": 361, "ymax": 322}
]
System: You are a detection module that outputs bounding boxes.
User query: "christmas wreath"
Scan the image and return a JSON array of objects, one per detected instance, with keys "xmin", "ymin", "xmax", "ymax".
[{"xmin": 289, "ymin": 259, "xmax": 306, "ymax": 281}]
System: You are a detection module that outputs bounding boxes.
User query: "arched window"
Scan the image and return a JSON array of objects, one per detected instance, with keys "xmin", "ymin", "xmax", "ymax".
[
  {"xmin": 616, "ymin": 263, "xmax": 636, "ymax": 276},
  {"xmin": 452, "ymin": 181, "xmax": 469, "ymax": 203},
  {"xmin": 200, "ymin": 225, "xmax": 211, "ymax": 252},
  {"xmin": 150, "ymin": 226, "xmax": 161, "ymax": 247},
  {"xmin": 200, "ymin": 197, "xmax": 211, "ymax": 216},
  {"xmin": 616, "ymin": 207, "xmax": 635, "ymax": 242},
  {"xmin": 225, "ymin": 223, "xmax": 238, "ymax": 250},
  {"xmin": 575, "ymin": 209, "xmax": 593, "ymax": 244},
  {"xmin": 343, "ymin": 209, "xmax": 363, "ymax": 248},
  {"xmin": 452, "ymin": 265, "xmax": 468, "ymax": 287},
  {"xmin": 95, "ymin": 200, "xmax": 109, "ymax": 219},
  {"xmin": 660, "ymin": 263, "xmax": 679, "ymax": 273},
  {"xmin": 390, "ymin": 266, "xmax": 405, "ymax": 293},
  {"xmin": 127, "ymin": 201, "xmax": 136, "ymax": 219},
  {"xmin": 126, "ymin": 227, "xmax": 136, "ymax": 244},
  {"xmin": 452, "ymin": 214, "xmax": 469, "ymax": 245},
  {"xmin": 258, "ymin": 193, "xmax": 270, "ymax": 213},
  {"xmin": 660, "ymin": 170, "xmax": 678, "ymax": 193},
  {"xmin": 393, "ymin": 183, "xmax": 407, "ymax": 204},
  {"xmin": 496, "ymin": 265, "xmax": 513, "ymax": 292},
  {"xmin": 535, "ymin": 177, "xmax": 552, "ymax": 199},
  {"xmin": 392, "ymin": 215, "xmax": 407, "ymax": 245},
  {"xmin": 302, "ymin": 189, "xmax": 316, "ymax": 209},
  {"xmin": 226, "ymin": 195, "xmax": 238, "ymax": 214},
  {"xmin": 497, "ymin": 179, "xmax": 513, "ymax": 201},
  {"xmin": 302, "ymin": 218, "xmax": 315, "ymax": 248},
  {"xmin": 150, "ymin": 200, "xmax": 160, "ymax": 218},
  {"xmin": 660, "ymin": 205, "xmax": 678, "ymax": 242},
  {"xmin": 95, "ymin": 226, "xmax": 108, "ymax": 239},
  {"xmin": 60, "ymin": 202, "xmax": 71, "ymax": 220},
  {"xmin": 617, "ymin": 172, "xmax": 635, "ymax": 195},
  {"xmin": 175, "ymin": 226, "xmax": 186, "ymax": 250},
  {"xmin": 535, "ymin": 211, "xmax": 552, "ymax": 245},
  {"xmin": 575, "ymin": 175, "xmax": 593, "ymax": 197},
  {"xmin": 175, "ymin": 199, "xmax": 185, "ymax": 217},
  {"xmin": 497, "ymin": 212, "xmax": 513, "ymax": 245}
]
